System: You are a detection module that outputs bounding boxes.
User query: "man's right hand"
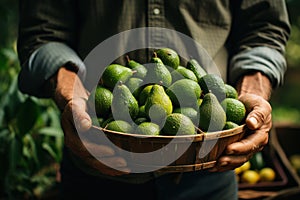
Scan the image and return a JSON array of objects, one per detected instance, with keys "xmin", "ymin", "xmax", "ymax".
[{"xmin": 52, "ymin": 65, "xmax": 130, "ymax": 176}]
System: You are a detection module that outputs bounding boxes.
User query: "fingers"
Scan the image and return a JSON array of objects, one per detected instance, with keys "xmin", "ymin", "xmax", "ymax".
[
  {"xmin": 61, "ymin": 99, "xmax": 130, "ymax": 176},
  {"xmin": 70, "ymin": 97, "xmax": 92, "ymax": 132},
  {"xmin": 209, "ymin": 93, "xmax": 272, "ymax": 172},
  {"xmin": 85, "ymin": 156, "xmax": 131, "ymax": 176},
  {"xmin": 239, "ymin": 94, "xmax": 272, "ymax": 130},
  {"xmin": 209, "ymin": 130, "xmax": 268, "ymax": 172},
  {"xmin": 84, "ymin": 143, "xmax": 115, "ymax": 157},
  {"xmin": 226, "ymin": 128, "xmax": 269, "ymax": 155}
]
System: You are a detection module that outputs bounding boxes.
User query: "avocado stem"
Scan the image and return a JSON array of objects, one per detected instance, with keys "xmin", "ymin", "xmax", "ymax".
[
  {"xmin": 152, "ymin": 51, "xmax": 158, "ymax": 58},
  {"xmin": 125, "ymin": 55, "xmax": 131, "ymax": 63}
]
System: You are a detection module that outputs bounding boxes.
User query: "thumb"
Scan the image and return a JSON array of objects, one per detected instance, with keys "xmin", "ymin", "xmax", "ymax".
[
  {"xmin": 245, "ymin": 102, "xmax": 271, "ymax": 130},
  {"xmin": 239, "ymin": 94, "xmax": 272, "ymax": 131},
  {"xmin": 72, "ymin": 97, "xmax": 92, "ymax": 132},
  {"xmin": 246, "ymin": 115, "xmax": 259, "ymax": 130}
]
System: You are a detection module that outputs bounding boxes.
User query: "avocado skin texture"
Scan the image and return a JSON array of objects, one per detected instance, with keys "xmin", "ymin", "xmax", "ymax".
[
  {"xmin": 186, "ymin": 59, "xmax": 207, "ymax": 82},
  {"xmin": 106, "ymin": 120, "xmax": 134, "ymax": 133},
  {"xmin": 161, "ymin": 113, "xmax": 196, "ymax": 136},
  {"xmin": 145, "ymin": 55, "xmax": 172, "ymax": 87},
  {"xmin": 144, "ymin": 84, "xmax": 173, "ymax": 124},
  {"xmin": 135, "ymin": 122, "xmax": 161, "ymax": 136},
  {"xmin": 101, "ymin": 64, "xmax": 133, "ymax": 90},
  {"xmin": 111, "ymin": 82, "xmax": 139, "ymax": 122},
  {"xmin": 156, "ymin": 48, "xmax": 180, "ymax": 70},
  {"xmin": 199, "ymin": 74, "xmax": 226, "ymax": 102},
  {"xmin": 199, "ymin": 92, "xmax": 226, "ymax": 132},
  {"xmin": 221, "ymin": 98, "xmax": 246, "ymax": 125},
  {"xmin": 166, "ymin": 79, "xmax": 201, "ymax": 109},
  {"xmin": 90, "ymin": 85, "xmax": 113, "ymax": 118},
  {"xmin": 225, "ymin": 84, "xmax": 238, "ymax": 99},
  {"xmin": 125, "ymin": 57, "xmax": 148, "ymax": 79},
  {"xmin": 171, "ymin": 66, "xmax": 198, "ymax": 82},
  {"xmin": 223, "ymin": 121, "xmax": 239, "ymax": 130}
]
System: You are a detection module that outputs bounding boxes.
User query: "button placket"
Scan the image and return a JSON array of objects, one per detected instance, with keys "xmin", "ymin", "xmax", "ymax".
[{"xmin": 148, "ymin": 0, "xmax": 165, "ymax": 49}]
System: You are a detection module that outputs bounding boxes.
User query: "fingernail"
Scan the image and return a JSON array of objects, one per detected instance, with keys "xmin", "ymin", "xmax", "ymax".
[
  {"xmin": 81, "ymin": 119, "xmax": 91, "ymax": 130},
  {"xmin": 249, "ymin": 117, "xmax": 258, "ymax": 128}
]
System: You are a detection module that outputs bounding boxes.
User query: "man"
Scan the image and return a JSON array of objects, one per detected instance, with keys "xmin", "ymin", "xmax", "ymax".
[{"xmin": 17, "ymin": 0, "xmax": 290, "ymax": 199}]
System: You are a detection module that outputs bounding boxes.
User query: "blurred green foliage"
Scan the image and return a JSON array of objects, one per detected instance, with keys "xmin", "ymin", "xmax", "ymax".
[
  {"xmin": 271, "ymin": 0, "xmax": 300, "ymax": 125},
  {"xmin": 0, "ymin": 0, "xmax": 300, "ymax": 199},
  {"xmin": 0, "ymin": 0, "xmax": 63, "ymax": 199}
]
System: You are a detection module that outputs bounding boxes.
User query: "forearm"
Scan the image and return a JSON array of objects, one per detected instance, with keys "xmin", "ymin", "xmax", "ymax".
[
  {"xmin": 236, "ymin": 72, "xmax": 272, "ymax": 101},
  {"xmin": 49, "ymin": 64, "xmax": 89, "ymax": 111},
  {"xmin": 18, "ymin": 42, "xmax": 86, "ymax": 98}
]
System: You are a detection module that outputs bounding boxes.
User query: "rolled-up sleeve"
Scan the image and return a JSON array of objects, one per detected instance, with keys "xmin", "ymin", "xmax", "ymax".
[
  {"xmin": 229, "ymin": 46, "xmax": 287, "ymax": 87},
  {"xmin": 227, "ymin": 0, "xmax": 290, "ymax": 87},
  {"xmin": 18, "ymin": 42, "xmax": 86, "ymax": 98},
  {"xmin": 17, "ymin": 0, "xmax": 79, "ymax": 98}
]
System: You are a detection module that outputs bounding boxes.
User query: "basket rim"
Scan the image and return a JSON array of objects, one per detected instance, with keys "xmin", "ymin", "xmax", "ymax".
[{"xmin": 91, "ymin": 124, "xmax": 246, "ymax": 142}]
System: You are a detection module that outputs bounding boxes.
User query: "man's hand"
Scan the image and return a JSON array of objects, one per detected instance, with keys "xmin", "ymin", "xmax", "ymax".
[
  {"xmin": 210, "ymin": 72, "xmax": 272, "ymax": 172},
  {"xmin": 52, "ymin": 65, "xmax": 130, "ymax": 176}
]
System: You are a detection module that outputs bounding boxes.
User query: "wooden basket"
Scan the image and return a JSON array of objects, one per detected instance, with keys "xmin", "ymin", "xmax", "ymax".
[{"xmin": 91, "ymin": 124, "xmax": 246, "ymax": 173}]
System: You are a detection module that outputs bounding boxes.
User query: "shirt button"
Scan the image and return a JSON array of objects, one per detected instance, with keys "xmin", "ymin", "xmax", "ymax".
[{"xmin": 153, "ymin": 8, "xmax": 160, "ymax": 15}]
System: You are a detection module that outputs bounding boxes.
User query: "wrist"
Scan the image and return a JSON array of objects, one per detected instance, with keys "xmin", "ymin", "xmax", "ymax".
[
  {"xmin": 236, "ymin": 72, "xmax": 272, "ymax": 100},
  {"xmin": 51, "ymin": 63, "xmax": 87, "ymax": 111}
]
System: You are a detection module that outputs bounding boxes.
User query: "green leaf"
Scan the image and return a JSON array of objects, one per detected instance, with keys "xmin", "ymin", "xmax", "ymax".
[
  {"xmin": 39, "ymin": 127, "xmax": 63, "ymax": 137},
  {"xmin": 8, "ymin": 136, "xmax": 21, "ymax": 172},
  {"xmin": 16, "ymin": 97, "xmax": 41, "ymax": 135},
  {"xmin": 42, "ymin": 143, "xmax": 59, "ymax": 162},
  {"xmin": 22, "ymin": 134, "xmax": 39, "ymax": 166}
]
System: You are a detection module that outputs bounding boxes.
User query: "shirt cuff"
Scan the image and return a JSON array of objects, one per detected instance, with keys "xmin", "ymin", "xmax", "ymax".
[
  {"xmin": 18, "ymin": 42, "xmax": 86, "ymax": 98},
  {"xmin": 229, "ymin": 46, "xmax": 287, "ymax": 88}
]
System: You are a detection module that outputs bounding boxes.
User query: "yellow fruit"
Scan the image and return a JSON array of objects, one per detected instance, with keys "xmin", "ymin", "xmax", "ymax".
[
  {"xmin": 234, "ymin": 161, "xmax": 251, "ymax": 175},
  {"xmin": 259, "ymin": 167, "xmax": 276, "ymax": 182},
  {"xmin": 240, "ymin": 161, "xmax": 251, "ymax": 172},
  {"xmin": 241, "ymin": 170, "xmax": 260, "ymax": 184}
]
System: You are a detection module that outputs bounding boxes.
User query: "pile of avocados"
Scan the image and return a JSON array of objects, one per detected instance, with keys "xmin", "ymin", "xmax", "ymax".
[{"xmin": 88, "ymin": 48, "xmax": 247, "ymax": 136}]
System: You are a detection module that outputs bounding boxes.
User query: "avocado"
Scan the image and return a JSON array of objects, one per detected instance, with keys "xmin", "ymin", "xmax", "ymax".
[
  {"xmin": 156, "ymin": 47, "xmax": 180, "ymax": 70},
  {"xmin": 166, "ymin": 79, "xmax": 201, "ymax": 109},
  {"xmin": 135, "ymin": 122, "xmax": 161, "ymax": 136},
  {"xmin": 145, "ymin": 53, "xmax": 172, "ymax": 87},
  {"xmin": 173, "ymin": 107, "xmax": 199, "ymax": 126},
  {"xmin": 199, "ymin": 92, "xmax": 226, "ymax": 132},
  {"xmin": 199, "ymin": 74, "xmax": 226, "ymax": 102},
  {"xmin": 144, "ymin": 84, "xmax": 173, "ymax": 124},
  {"xmin": 171, "ymin": 66, "xmax": 198, "ymax": 82},
  {"xmin": 88, "ymin": 85, "xmax": 113, "ymax": 118},
  {"xmin": 111, "ymin": 82, "xmax": 139, "ymax": 122},
  {"xmin": 223, "ymin": 121, "xmax": 239, "ymax": 130},
  {"xmin": 161, "ymin": 113, "xmax": 196, "ymax": 136},
  {"xmin": 225, "ymin": 84, "xmax": 238, "ymax": 99},
  {"xmin": 101, "ymin": 64, "xmax": 134, "ymax": 90},
  {"xmin": 138, "ymin": 84, "xmax": 154, "ymax": 106},
  {"xmin": 106, "ymin": 120, "xmax": 134, "ymax": 133},
  {"xmin": 221, "ymin": 98, "xmax": 246, "ymax": 125},
  {"xmin": 125, "ymin": 55, "xmax": 148, "ymax": 78},
  {"xmin": 186, "ymin": 58, "xmax": 207, "ymax": 82},
  {"xmin": 125, "ymin": 77, "xmax": 144, "ymax": 99}
]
